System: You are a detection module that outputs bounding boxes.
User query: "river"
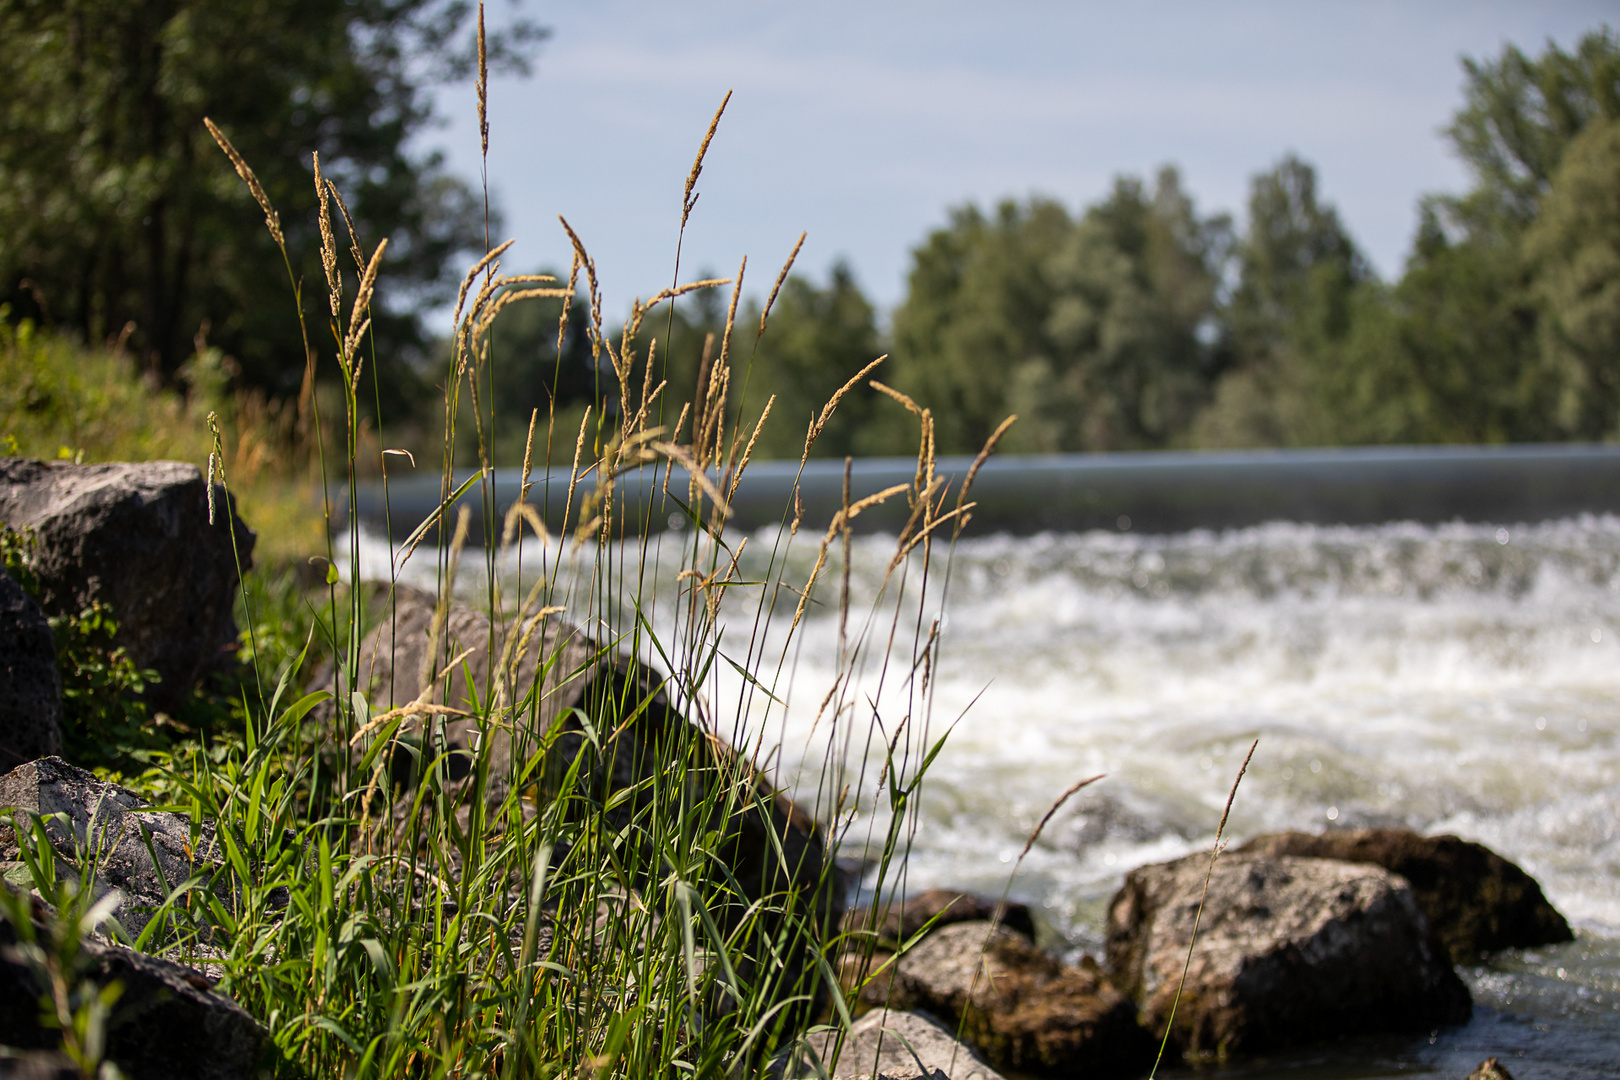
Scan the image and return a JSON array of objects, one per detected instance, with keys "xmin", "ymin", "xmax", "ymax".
[{"xmin": 353, "ymin": 510, "xmax": 1620, "ymax": 1079}]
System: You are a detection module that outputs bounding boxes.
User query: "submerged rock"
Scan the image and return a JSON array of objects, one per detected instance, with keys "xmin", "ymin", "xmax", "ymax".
[
  {"xmin": 1237, "ymin": 828, "xmax": 1573, "ymax": 962},
  {"xmin": 0, "ymin": 570, "xmax": 61, "ymax": 769},
  {"xmin": 787, "ymin": 1008, "xmax": 1005, "ymax": 1080},
  {"xmin": 0, "ymin": 757, "xmax": 223, "ymax": 942},
  {"xmin": 0, "ymin": 458, "xmax": 253, "ymax": 709},
  {"xmin": 884, "ymin": 921, "xmax": 1150, "ymax": 1077},
  {"xmin": 1465, "ymin": 1058, "xmax": 1516, "ymax": 1080},
  {"xmin": 0, "ymin": 893, "xmax": 266, "ymax": 1080},
  {"xmin": 1106, "ymin": 852, "xmax": 1471, "ymax": 1059}
]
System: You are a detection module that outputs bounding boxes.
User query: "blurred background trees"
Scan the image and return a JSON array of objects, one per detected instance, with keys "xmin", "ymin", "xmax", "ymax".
[
  {"xmin": 2, "ymin": 9, "xmax": 1614, "ymax": 460},
  {"xmin": 0, "ymin": 0, "xmax": 542, "ymax": 417},
  {"xmin": 885, "ymin": 27, "xmax": 1620, "ymax": 455}
]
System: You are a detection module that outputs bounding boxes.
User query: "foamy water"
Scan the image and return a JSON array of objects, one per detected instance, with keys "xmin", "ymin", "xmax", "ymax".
[{"xmin": 354, "ymin": 514, "xmax": 1620, "ymax": 1076}]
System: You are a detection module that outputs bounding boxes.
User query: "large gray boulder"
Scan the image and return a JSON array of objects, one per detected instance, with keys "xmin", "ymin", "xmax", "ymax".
[
  {"xmin": 883, "ymin": 921, "xmax": 1150, "ymax": 1077},
  {"xmin": 0, "ymin": 570, "xmax": 61, "ymax": 769},
  {"xmin": 0, "ymin": 892, "xmax": 266, "ymax": 1080},
  {"xmin": 0, "ymin": 458, "xmax": 253, "ymax": 709},
  {"xmin": 788, "ymin": 1008, "xmax": 1005, "ymax": 1080},
  {"xmin": 0, "ymin": 757, "xmax": 222, "ymax": 943},
  {"xmin": 1106, "ymin": 852, "xmax": 1471, "ymax": 1060},
  {"xmin": 329, "ymin": 585, "xmax": 846, "ymax": 1031},
  {"xmin": 1237, "ymin": 828, "xmax": 1572, "ymax": 962}
]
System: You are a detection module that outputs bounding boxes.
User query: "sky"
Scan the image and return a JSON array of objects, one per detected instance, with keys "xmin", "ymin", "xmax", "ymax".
[{"xmin": 424, "ymin": 1, "xmax": 1615, "ymax": 327}]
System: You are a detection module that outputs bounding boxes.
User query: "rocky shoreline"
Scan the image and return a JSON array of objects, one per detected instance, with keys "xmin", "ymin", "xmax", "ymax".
[{"xmin": 0, "ymin": 458, "xmax": 1576, "ymax": 1079}]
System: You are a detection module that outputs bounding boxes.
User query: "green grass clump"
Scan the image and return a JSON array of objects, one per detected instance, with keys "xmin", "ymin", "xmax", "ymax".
[{"xmin": 0, "ymin": 315, "xmax": 325, "ymax": 564}]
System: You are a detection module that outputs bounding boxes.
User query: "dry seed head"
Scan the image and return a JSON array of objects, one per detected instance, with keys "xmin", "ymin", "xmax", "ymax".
[
  {"xmin": 683, "ymin": 90, "xmax": 732, "ymax": 228},
  {"xmin": 761, "ymin": 232, "xmax": 806, "ymax": 335},
  {"xmin": 204, "ymin": 118, "xmax": 283, "ymax": 248},
  {"xmin": 313, "ymin": 153, "xmax": 341, "ymax": 318},
  {"xmin": 520, "ymin": 407, "xmax": 538, "ymax": 501},
  {"xmin": 955, "ymin": 413, "xmax": 1018, "ymax": 530},
  {"xmin": 557, "ymin": 253, "xmax": 580, "ymax": 356},
  {"xmin": 327, "ymin": 180, "xmax": 364, "ymax": 270},
  {"xmin": 718, "ymin": 256, "xmax": 745, "ymax": 369},
  {"xmin": 345, "ymin": 238, "xmax": 388, "ymax": 361},
  {"xmin": 453, "ymin": 238, "xmax": 516, "ymax": 329},
  {"xmin": 651, "ymin": 441, "xmax": 730, "ymax": 519},
  {"xmin": 476, "ymin": 2, "xmax": 489, "ymax": 158},
  {"xmin": 728, "ymin": 394, "xmax": 775, "ymax": 501},
  {"xmin": 557, "ymin": 216, "xmax": 604, "ymax": 358},
  {"xmin": 802, "ymin": 355, "xmax": 887, "ymax": 465}
]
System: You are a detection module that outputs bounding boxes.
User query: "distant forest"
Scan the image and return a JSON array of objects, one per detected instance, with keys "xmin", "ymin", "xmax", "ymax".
[
  {"xmin": 2, "ymin": 6, "xmax": 1616, "ymax": 459},
  {"xmin": 607, "ymin": 28, "xmax": 1620, "ymax": 459}
]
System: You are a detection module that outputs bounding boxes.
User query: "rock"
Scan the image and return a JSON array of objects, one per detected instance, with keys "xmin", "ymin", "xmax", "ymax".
[
  {"xmin": 0, "ymin": 457, "xmax": 253, "ymax": 709},
  {"xmin": 0, "ymin": 1051, "xmax": 78, "ymax": 1079},
  {"xmin": 0, "ymin": 894, "xmax": 267, "ymax": 1080},
  {"xmin": 844, "ymin": 889, "xmax": 1035, "ymax": 948},
  {"xmin": 884, "ymin": 921, "xmax": 1151, "ymax": 1077},
  {"xmin": 318, "ymin": 584, "xmax": 599, "ymax": 793},
  {"xmin": 840, "ymin": 946, "xmax": 899, "ymax": 1012},
  {"xmin": 1466, "ymin": 1058, "xmax": 1515, "ymax": 1080},
  {"xmin": 0, "ymin": 570, "xmax": 62, "ymax": 769},
  {"xmin": 1237, "ymin": 828, "xmax": 1573, "ymax": 962},
  {"xmin": 787, "ymin": 1009, "xmax": 1005, "ymax": 1080},
  {"xmin": 329, "ymin": 586, "xmax": 845, "ymax": 1031},
  {"xmin": 1106, "ymin": 852, "xmax": 1471, "ymax": 1060},
  {"xmin": 0, "ymin": 757, "xmax": 224, "ymax": 943}
]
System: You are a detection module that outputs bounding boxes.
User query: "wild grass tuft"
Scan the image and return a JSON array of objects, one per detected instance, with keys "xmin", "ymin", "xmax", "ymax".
[{"xmin": 0, "ymin": 56, "xmax": 1009, "ymax": 1079}]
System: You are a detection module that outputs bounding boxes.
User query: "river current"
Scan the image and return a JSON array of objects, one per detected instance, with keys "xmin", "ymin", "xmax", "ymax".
[{"xmin": 356, "ymin": 514, "xmax": 1620, "ymax": 1078}]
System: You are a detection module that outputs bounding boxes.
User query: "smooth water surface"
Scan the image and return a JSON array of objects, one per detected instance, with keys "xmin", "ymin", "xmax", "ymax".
[{"xmin": 357, "ymin": 514, "xmax": 1620, "ymax": 1078}]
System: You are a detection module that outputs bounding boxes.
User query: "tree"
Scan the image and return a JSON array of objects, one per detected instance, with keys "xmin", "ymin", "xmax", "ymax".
[
  {"xmin": 1447, "ymin": 27, "xmax": 1620, "ymax": 232},
  {"xmin": 0, "ymin": 0, "xmax": 543, "ymax": 411},
  {"xmin": 749, "ymin": 261, "xmax": 884, "ymax": 460},
  {"xmin": 1027, "ymin": 167, "xmax": 1230, "ymax": 451},
  {"xmin": 890, "ymin": 199, "xmax": 1071, "ymax": 455},
  {"xmin": 1526, "ymin": 114, "xmax": 1620, "ymax": 437},
  {"xmin": 1190, "ymin": 155, "xmax": 1366, "ymax": 447}
]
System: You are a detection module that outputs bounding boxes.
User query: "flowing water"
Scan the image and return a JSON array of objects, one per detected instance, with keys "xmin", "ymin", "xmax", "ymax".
[{"xmin": 356, "ymin": 514, "xmax": 1620, "ymax": 1078}]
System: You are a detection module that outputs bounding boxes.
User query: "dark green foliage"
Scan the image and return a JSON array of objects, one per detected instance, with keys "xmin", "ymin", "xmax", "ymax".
[
  {"xmin": 0, "ymin": 0, "xmax": 542, "ymax": 414},
  {"xmin": 1526, "ymin": 114, "xmax": 1620, "ymax": 437},
  {"xmin": 891, "ymin": 172, "xmax": 1232, "ymax": 455},
  {"xmin": 751, "ymin": 261, "xmax": 885, "ymax": 459},
  {"xmin": 890, "ymin": 198, "xmax": 1073, "ymax": 455},
  {"xmin": 2, "ymin": 526, "xmax": 158, "ymax": 767}
]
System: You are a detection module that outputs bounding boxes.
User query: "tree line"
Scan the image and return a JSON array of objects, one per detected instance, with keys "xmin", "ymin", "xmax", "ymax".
[{"xmin": 3, "ymin": 9, "xmax": 1616, "ymax": 461}]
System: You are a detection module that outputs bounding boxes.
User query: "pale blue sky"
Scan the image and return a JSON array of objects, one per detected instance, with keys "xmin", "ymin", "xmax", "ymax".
[{"xmin": 426, "ymin": 1, "xmax": 1614, "ymax": 326}]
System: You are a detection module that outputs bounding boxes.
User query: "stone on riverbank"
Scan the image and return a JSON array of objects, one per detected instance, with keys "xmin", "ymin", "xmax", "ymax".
[
  {"xmin": 844, "ymin": 889, "xmax": 1035, "ymax": 948},
  {"xmin": 1107, "ymin": 852, "xmax": 1471, "ymax": 1059},
  {"xmin": 0, "ymin": 570, "xmax": 61, "ymax": 770},
  {"xmin": 327, "ymin": 586, "xmax": 845, "ymax": 1024},
  {"xmin": 0, "ymin": 757, "xmax": 223, "ymax": 943},
  {"xmin": 884, "ymin": 921, "xmax": 1150, "ymax": 1077},
  {"xmin": 1237, "ymin": 828, "xmax": 1572, "ymax": 962},
  {"xmin": 0, "ymin": 458, "xmax": 253, "ymax": 710},
  {"xmin": 0, "ymin": 893, "xmax": 266, "ymax": 1080},
  {"xmin": 787, "ymin": 1008, "xmax": 1005, "ymax": 1080}
]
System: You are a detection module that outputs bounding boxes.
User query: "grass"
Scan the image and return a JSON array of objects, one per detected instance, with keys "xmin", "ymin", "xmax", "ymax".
[
  {"xmin": 1, "ymin": 67, "xmax": 996, "ymax": 1080},
  {"xmin": 0, "ymin": 315, "xmax": 327, "ymax": 565}
]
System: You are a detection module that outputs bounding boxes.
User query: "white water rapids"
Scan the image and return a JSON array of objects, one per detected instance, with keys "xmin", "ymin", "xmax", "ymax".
[{"xmin": 355, "ymin": 514, "xmax": 1620, "ymax": 1077}]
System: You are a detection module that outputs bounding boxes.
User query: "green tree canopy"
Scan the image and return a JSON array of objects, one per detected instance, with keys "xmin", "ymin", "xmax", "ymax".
[
  {"xmin": 748, "ymin": 261, "xmax": 885, "ymax": 460},
  {"xmin": 890, "ymin": 173, "xmax": 1232, "ymax": 456},
  {"xmin": 0, "ymin": 0, "xmax": 542, "ymax": 410},
  {"xmin": 1527, "ymin": 114, "xmax": 1620, "ymax": 437}
]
